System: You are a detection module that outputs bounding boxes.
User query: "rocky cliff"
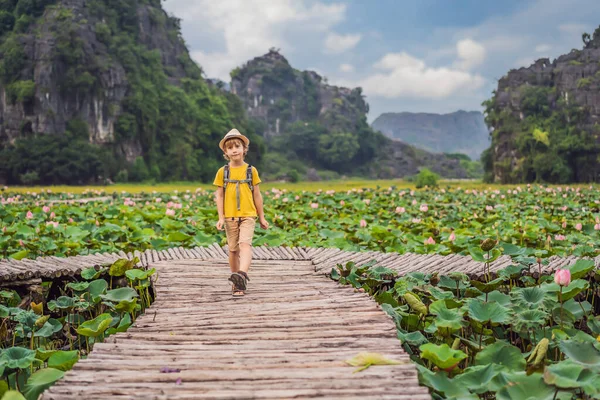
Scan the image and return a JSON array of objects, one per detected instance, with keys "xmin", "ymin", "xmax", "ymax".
[
  {"xmin": 0, "ymin": 0, "xmax": 250, "ymax": 184},
  {"xmin": 482, "ymin": 27, "xmax": 600, "ymax": 183},
  {"xmin": 372, "ymin": 110, "xmax": 489, "ymax": 161},
  {"xmin": 231, "ymin": 50, "xmax": 468, "ymax": 179}
]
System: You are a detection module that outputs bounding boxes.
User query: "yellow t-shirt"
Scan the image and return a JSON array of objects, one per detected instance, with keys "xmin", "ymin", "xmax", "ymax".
[{"xmin": 213, "ymin": 163, "xmax": 261, "ymax": 218}]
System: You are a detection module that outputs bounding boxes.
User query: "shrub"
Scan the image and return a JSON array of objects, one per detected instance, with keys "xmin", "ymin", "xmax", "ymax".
[
  {"xmin": 19, "ymin": 170, "xmax": 39, "ymax": 185},
  {"xmin": 115, "ymin": 169, "xmax": 128, "ymax": 183},
  {"xmin": 414, "ymin": 168, "xmax": 439, "ymax": 188}
]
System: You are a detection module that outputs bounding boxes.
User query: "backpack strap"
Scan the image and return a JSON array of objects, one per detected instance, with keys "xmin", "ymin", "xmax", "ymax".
[
  {"xmin": 246, "ymin": 164, "xmax": 254, "ymax": 192},
  {"xmin": 222, "ymin": 164, "xmax": 255, "ymax": 212}
]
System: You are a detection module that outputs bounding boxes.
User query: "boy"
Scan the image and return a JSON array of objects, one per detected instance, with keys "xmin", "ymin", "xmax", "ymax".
[{"xmin": 214, "ymin": 129, "xmax": 269, "ymax": 297}]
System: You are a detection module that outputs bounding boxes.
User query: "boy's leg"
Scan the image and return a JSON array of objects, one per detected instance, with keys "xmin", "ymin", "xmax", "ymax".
[
  {"xmin": 238, "ymin": 218, "xmax": 256, "ymax": 274},
  {"xmin": 224, "ymin": 219, "xmax": 241, "ymax": 273}
]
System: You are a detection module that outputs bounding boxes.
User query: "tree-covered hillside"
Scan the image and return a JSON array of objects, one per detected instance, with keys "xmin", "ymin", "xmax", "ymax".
[
  {"xmin": 482, "ymin": 27, "xmax": 600, "ymax": 184},
  {"xmin": 0, "ymin": 0, "xmax": 261, "ymax": 185}
]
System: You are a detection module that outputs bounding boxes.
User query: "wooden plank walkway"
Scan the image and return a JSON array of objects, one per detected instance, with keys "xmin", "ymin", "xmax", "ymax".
[
  {"xmin": 42, "ymin": 258, "xmax": 430, "ymax": 399},
  {"xmin": 3, "ymin": 245, "xmax": 597, "ymax": 283}
]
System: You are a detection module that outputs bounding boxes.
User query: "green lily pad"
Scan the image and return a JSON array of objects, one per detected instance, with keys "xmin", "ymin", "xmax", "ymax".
[
  {"xmin": 475, "ymin": 342, "xmax": 526, "ymax": 371},
  {"xmin": 468, "ymin": 299, "xmax": 510, "ymax": 324},
  {"xmin": 0, "ymin": 347, "xmax": 36, "ymax": 371},
  {"xmin": 99, "ymin": 287, "xmax": 138, "ymax": 303},
  {"xmin": 544, "ymin": 360, "xmax": 600, "ymax": 395},
  {"xmin": 563, "ymin": 259, "xmax": 595, "ymax": 280},
  {"xmin": 420, "ymin": 343, "xmax": 467, "ymax": 370},
  {"xmin": 470, "ymin": 277, "xmax": 504, "ymax": 293},
  {"xmin": 47, "ymin": 350, "xmax": 79, "ymax": 371},
  {"xmin": 125, "ymin": 268, "xmax": 156, "ymax": 281},
  {"xmin": 22, "ymin": 367, "xmax": 65, "ymax": 400},
  {"xmin": 496, "ymin": 372, "xmax": 570, "ymax": 400},
  {"xmin": 76, "ymin": 313, "xmax": 112, "ymax": 337},
  {"xmin": 543, "ymin": 279, "xmax": 589, "ymax": 302},
  {"xmin": 1, "ymin": 391, "xmax": 26, "ymax": 400},
  {"xmin": 81, "ymin": 266, "xmax": 107, "ymax": 280},
  {"xmin": 433, "ymin": 307, "xmax": 466, "ymax": 331},
  {"xmin": 454, "ymin": 364, "xmax": 504, "ymax": 394},
  {"xmin": 559, "ymin": 340, "xmax": 600, "ymax": 368}
]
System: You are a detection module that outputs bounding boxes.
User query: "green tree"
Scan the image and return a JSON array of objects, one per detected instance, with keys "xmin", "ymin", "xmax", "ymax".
[{"xmin": 317, "ymin": 132, "xmax": 359, "ymax": 169}]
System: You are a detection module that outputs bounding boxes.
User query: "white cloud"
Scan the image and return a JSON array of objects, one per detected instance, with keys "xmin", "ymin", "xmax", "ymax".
[
  {"xmin": 324, "ymin": 32, "xmax": 362, "ymax": 54},
  {"xmin": 163, "ymin": 0, "xmax": 347, "ymax": 80},
  {"xmin": 454, "ymin": 38, "xmax": 486, "ymax": 70},
  {"xmin": 348, "ymin": 52, "xmax": 484, "ymax": 99},
  {"xmin": 558, "ymin": 23, "xmax": 590, "ymax": 34},
  {"xmin": 339, "ymin": 63, "xmax": 354, "ymax": 72},
  {"xmin": 535, "ymin": 44, "xmax": 552, "ymax": 53}
]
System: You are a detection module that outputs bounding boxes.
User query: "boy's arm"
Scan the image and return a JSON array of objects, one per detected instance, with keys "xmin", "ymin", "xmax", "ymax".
[
  {"xmin": 253, "ymin": 185, "xmax": 269, "ymax": 229},
  {"xmin": 215, "ymin": 186, "xmax": 225, "ymax": 230}
]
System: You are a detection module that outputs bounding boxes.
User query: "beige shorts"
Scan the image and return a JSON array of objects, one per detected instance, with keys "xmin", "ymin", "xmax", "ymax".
[{"xmin": 224, "ymin": 217, "xmax": 256, "ymax": 252}]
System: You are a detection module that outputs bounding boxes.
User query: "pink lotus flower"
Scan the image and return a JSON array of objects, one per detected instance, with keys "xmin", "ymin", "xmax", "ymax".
[
  {"xmin": 155, "ymin": 198, "xmax": 162, "ymax": 203},
  {"xmin": 554, "ymin": 234, "xmax": 566, "ymax": 241},
  {"xmin": 68, "ymin": 218, "xmax": 74, "ymax": 223},
  {"xmin": 50, "ymin": 212, "xmax": 55, "ymax": 219},
  {"xmin": 26, "ymin": 211, "xmax": 33, "ymax": 219},
  {"xmin": 575, "ymin": 223, "xmax": 582, "ymax": 231},
  {"xmin": 340, "ymin": 200, "xmax": 345, "ymax": 206},
  {"xmin": 295, "ymin": 195, "xmax": 300, "ymax": 200},
  {"xmin": 485, "ymin": 205, "xmax": 493, "ymax": 211},
  {"xmin": 420, "ymin": 204, "xmax": 428, "ymax": 212},
  {"xmin": 395, "ymin": 206, "xmax": 405, "ymax": 213},
  {"xmin": 360, "ymin": 219, "xmax": 367, "ymax": 228},
  {"xmin": 562, "ymin": 221, "xmax": 567, "ymax": 228},
  {"xmin": 448, "ymin": 232, "xmax": 456, "ymax": 242},
  {"xmin": 310, "ymin": 203, "xmax": 318, "ymax": 209},
  {"xmin": 283, "ymin": 198, "xmax": 289, "ymax": 203},
  {"xmin": 554, "ymin": 269, "xmax": 571, "ymax": 287},
  {"xmin": 424, "ymin": 237, "xmax": 436, "ymax": 245},
  {"xmin": 412, "ymin": 199, "xmax": 417, "ymax": 205},
  {"xmin": 95, "ymin": 220, "xmax": 100, "ymax": 226},
  {"xmin": 19, "ymin": 240, "xmax": 24, "ymax": 247},
  {"xmin": 42, "ymin": 206, "xmax": 50, "ymax": 213},
  {"xmin": 165, "ymin": 209, "xmax": 175, "ymax": 216},
  {"xmin": 364, "ymin": 199, "xmax": 370, "ymax": 205},
  {"xmin": 595, "ymin": 223, "xmax": 600, "ymax": 230},
  {"xmin": 412, "ymin": 218, "xmax": 421, "ymax": 224},
  {"xmin": 174, "ymin": 203, "xmax": 183, "ymax": 209},
  {"xmin": 46, "ymin": 221, "xmax": 59, "ymax": 228}
]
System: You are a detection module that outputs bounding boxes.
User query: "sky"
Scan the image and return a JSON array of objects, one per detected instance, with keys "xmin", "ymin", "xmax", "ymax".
[{"xmin": 162, "ymin": 0, "xmax": 600, "ymax": 122}]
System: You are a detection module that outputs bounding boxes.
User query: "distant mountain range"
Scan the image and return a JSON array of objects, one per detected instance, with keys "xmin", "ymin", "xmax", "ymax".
[{"xmin": 371, "ymin": 110, "xmax": 490, "ymax": 160}]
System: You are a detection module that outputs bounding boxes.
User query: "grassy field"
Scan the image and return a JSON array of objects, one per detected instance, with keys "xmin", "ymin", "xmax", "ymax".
[{"xmin": 6, "ymin": 179, "xmax": 595, "ymax": 194}]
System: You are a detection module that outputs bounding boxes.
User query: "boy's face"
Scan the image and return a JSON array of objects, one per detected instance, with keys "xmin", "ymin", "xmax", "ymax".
[{"xmin": 224, "ymin": 139, "xmax": 245, "ymax": 161}]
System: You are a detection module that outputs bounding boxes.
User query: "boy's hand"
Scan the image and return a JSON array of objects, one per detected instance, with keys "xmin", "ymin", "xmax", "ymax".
[
  {"xmin": 216, "ymin": 218, "xmax": 225, "ymax": 231},
  {"xmin": 259, "ymin": 217, "xmax": 269, "ymax": 229}
]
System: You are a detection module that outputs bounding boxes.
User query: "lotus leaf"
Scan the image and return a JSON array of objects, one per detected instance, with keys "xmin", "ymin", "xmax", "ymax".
[
  {"xmin": 22, "ymin": 368, "xmax": 64, "ymax": 400},
  {"xmin": 454, "ymin": 364, "xmax": 504, "ymax": 394},
  {"xmin": 114, "ymin": 298, "xmax": 138, "ymax": 314},
  {"xmin": 66, "ymin": 282, "xmax": 90, "ymax": 292},
  {"xmin": 543, "ymin": 359, "xmax": 600, "ymax": 395},
  {"xmin": 496, "ymin": 372, "xmax": 571, "ymax": 400},
  {"xmin": 47, "ymin": 296, "xmax": 75, "ymax": 311},
  {"xmin": 107, "ymin": 313, "xmax": 132, "ymax": 335},
  {"xmin": 76, "ymin": 313, "xmax": 112, "ymax": 337},
  {"xmin": 108, "ymin": 257, "xmax": 139, "ymax": 277},
  {"xmin": 475, "ymin": 342, "xmax": 526, "ymax": 371},
  {"xmin": 416, "ymin": 364, "xmax": 473, "ymax": 398},
  {"xmin": 33, "ymin": 319, "xmax": 62, "ymax": 338},
  {"xmin": 470, "ymin": 277, "xmax": 504, "ymax": 293},
  {"xmin": 397, "ymin": 330, "xmax": 427, "ymax": 346},
  {"xmin": 1, "ymin": 391, "xmax": 26, "ymax": 400},
  {"xmin": 35, "ymin": 348, "xmax": 58, "ymax": 362},
  {"xmin": 512, "ymin": 286, "xmax": 551, "ymax": 310},
  {"xmin": 562, "ymin": 299, "xmax": 591, "ymax": 321},
  {"xmin": 125, "ymin": 268, "xmax": 156, "ymax": 281},
  {"xmin": 512, "ymin": 309, "xmax": 548, "ymax": 332},
  {"xmin": 551, "ymin": 306, "xmax": 576, "ymax": 327},
  {"xmin": 559, "ymin": 340, "xmax": 600, "ymax": 368},
  {"xmin": 420, "ymin": 343, "xmax": 467, "ymax": 370},
  {"xmin": 8, "ymin": 250, "xmax": 28, "ymax": 260},
  {"xmin": 467, "ymin": 299, "xmax": 510, "ymax": 324},
  {"xmin": 477, "ymin": 290, "xmax": 511, "ymax": 306},
  {"xmin": 81, "ymin": 266, "xmax": 107, "ymax": 280},
  {"xmin": 100, "ymin": 287, "xmax": 139, "ymax": 303},
  {"xmin": 0, "ymin": 347, "xmax": 36, "ymax": 370},
  {"xmin": 563, "ymin": 259, "xmax": 595, "ymax": 280},
  {"xmin": 88, "ymin": 279, "xmax": 109, "ymax": 303},
  {"xmin": 433, "ymin": 307, "xmax": 466, "ymax": 331},
  {"xmin": 48, "ymin": 350, "xmax": 79, "ymax": 371},
  {"xmin": 543, "ymin": 279, "xmax": 589, "ymax": 302}
]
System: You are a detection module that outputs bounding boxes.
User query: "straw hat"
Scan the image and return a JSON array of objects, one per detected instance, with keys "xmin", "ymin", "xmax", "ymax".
[{"xmin": 219, "ymin": 129, "xmax": 250, "ymax": 152}]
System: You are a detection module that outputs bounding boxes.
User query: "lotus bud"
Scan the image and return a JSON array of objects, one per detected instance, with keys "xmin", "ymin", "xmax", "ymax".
[
  {"xmin": 480, "ymin": 238, "xmax": 496, "ymax": 251},
  {"xmin": 527, "ymin": 338, "xmax": 549, "ymax": 366},
  {"xmin": 451, "ymin": 337, "xmax": 461, "ymax": 350},
  {"xmin": 554, "ymin": 269, "xmax": 571, "ymax": 287}
]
